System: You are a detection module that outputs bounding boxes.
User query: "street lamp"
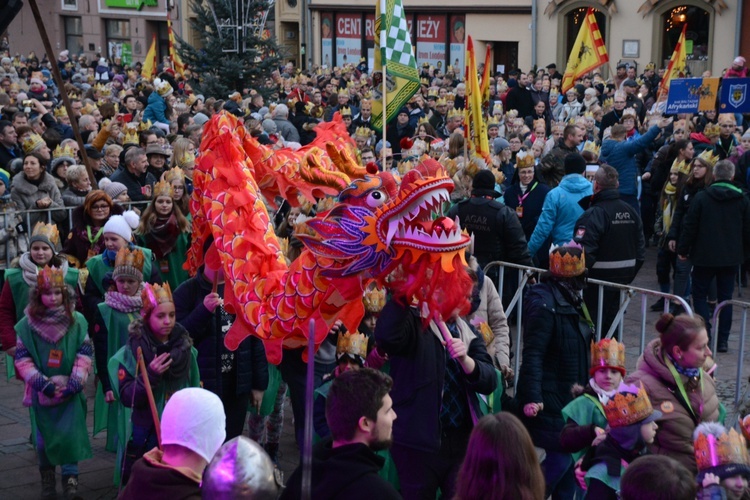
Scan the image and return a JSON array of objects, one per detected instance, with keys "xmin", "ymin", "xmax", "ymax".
[{"xmin": 206, "ymin": 0, "xmax": 275, "ymax": 53}]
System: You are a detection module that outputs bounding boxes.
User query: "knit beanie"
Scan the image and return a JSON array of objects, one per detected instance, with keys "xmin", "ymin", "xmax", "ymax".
[
  {"xmin": 161, "ymin": 388, "xmax": 226, "ymax": 463},
  {"xmin": 99, "ymin": 178, "xmax": 128, "ymax": 201},
  {"xmin": 103, "ymin": 210, "xmax": 139, "ymax": 242},
  {"xmin": 112, "ymin": 247, "xmax": 145, "ymax": 282},
  {"xmin": 564, "ymin": 153, "xmax": 587, "ymax": 175}
]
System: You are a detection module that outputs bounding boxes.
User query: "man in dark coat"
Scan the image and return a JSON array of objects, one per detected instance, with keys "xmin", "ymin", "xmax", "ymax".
[
  {"xmin": 505, "ymin": 72, "xmax": 535, "ymax": 118},
  {"xmin": 677, "ymin": 160, "xmax": 750, "ymax": 352},
  {"xmin": 574, "ymin": 166, "xmax": 645, "ymax": 338},
  {"xmin": 174, "ymin": 262, "xmax": 269, "ymax": 441},
  {"xmin": 540, "ymin": 124, "xmax": 585, "ymax": 188},
  {"xmin": 281, "ymin": 369, "xmax": 400, "ymax": 500}
]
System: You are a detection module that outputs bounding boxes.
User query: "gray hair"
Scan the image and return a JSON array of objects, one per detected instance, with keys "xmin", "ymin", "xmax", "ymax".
[
  {"xmin": 273, "ymin": 104, "xmax": 289, "ymax": 119},
  {"xmin": 713, "ymin": 160, "xmax": 735, "ymax": 181},
  {"xmin": 78, "ymin": 114, "xmax": 96, "ymax": 130},
  {"xmin": 104, "ymin": 144, "xmax": 123, "ymax": 157},
  {"xmin": 65, "ymin": 164, "xmax": 88, "ymax": 184},
  {"xmin": 124, "ymin": 147, "xmax": 146, "ymax": 168}
]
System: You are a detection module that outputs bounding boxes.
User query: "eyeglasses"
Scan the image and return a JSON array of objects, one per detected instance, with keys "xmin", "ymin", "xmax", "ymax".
[
  {"xmin": 91, "ymin": 204, "xmax": 110, "ymax": 211},
  {"xmin": 614, "ymin": 101, "xmax": 626, "ymax": 104}
]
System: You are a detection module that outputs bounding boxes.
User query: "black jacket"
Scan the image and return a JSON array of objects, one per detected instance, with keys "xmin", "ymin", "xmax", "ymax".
[
  {"xmin": 447, "ymin": 197, "xmax": 532, "ymax": 270},
  {"xmin": 374, "ymin": 300, "xmax": 496, "ymax": 453},
  {"xmin": 503, "ymin": 180, "xmax": 552, "ymax": 241},
  {"xmin": 575, "ymin": 189, "xmax": 645, "ymax": 283},
  {"xmin": 173, "ymin": 272, "xmax": 269, "ymax": 397},
  {"xmin": 516, "ymin": 280, "xmax": 593, "ymax": 451},
  {"xmin": 677, "ymin": 182, "xmax": 750, "ymax": 267},
  {"xmin": 110, "ymin": 166, "xmax": 157, "ymax": 202},
  {"xmin": 599, "ymin": 110, "xmax": 624, "ymax": 141},
  {"xmin": 666, "ymin": 182, "xmax": 704, "ymax": 244},
  {"xmin": 0, "ymin": 143, "xmax": 22, "ymax": 172},
  {"xmin": 281, "ymin": 440, "xmax": 401, "ymax": 500},
  {"xmin": 506, "ymin": 86, "xmax": 535, "ymax": 118}
]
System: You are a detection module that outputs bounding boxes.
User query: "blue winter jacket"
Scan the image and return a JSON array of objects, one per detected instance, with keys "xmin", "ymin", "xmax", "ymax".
[
  {"xmin": 600, "ymin": 125, "xmax": 661, "ymax": 196},
  {"xmin": 142, "ymin": 91, "xmax": 169, "ymax": 125},
  {"xmin": 527, "ymin": 174, "xmax": 593, "ymax": 255}
]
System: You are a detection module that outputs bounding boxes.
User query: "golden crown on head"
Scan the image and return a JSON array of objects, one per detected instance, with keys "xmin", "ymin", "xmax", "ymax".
[
  {"xmin": 428, "ymin": 88, "xmax": 439, "ymax": 98},
  {"xmin": 53, "ymin": 106, "xmax": 68, "ymax": 118},
  {"xmin": 505, "ymin": 109, "xmax": 519, "ymax": 120},
  {"xmin": 336, "ymin": 331, "xmax": 368, "ymax": 360},
  {"xmin": 533, "ymin": 118, "xmax": 546, "ymax": 130},
  {"xmin": 185, "ymin": 94, "xmax": 199, "ymax": 107},
  {"xmin": 68, "ymin": 92, "xmax": 80, "ymax": 101},
  {"xmin": 164, "ymin": 167, "xmax": 186, "ymax": 184},
  {"xmin": 694, "ymin": 425, "xmax": 750, "ymax": 471},
  {"xmin": 114, "ymin": 247, "xmax": 146, "ymax": 273},
  {"xmin": 487, "ymin": 116, "xmax": 500, "ymax": 127},
  {"xmin": 138, "ymin": 119, "xmax": 153, "ymax": 132},
  {"xmin": 354, "ymin": 126, "xmax": 374, "ymax": 138},
  {"xmin": 549, "ymin": 88, "xmax": 560, "ymax": 97},
  {"xmin": 154, "ymin": 78, "xmax": 172, "ymax": 97},
  {"xmin": 418, "ymin": 116, "xmax": 430, "ymax": 126},
  {"xmin": 548, "ymin": 242, "xmax": 586, "ymax": 277},
  {"xmin": 444, "ymin": 92, "xmax": 455, "ymax": 101},
  {"xmin": 672, "ymin": 159, "xmax": 691, "ymax": 176},
  {"xmin": 21, "ymin": 133, "xmax": 46, "ymax": 155},
  {"xmin": 152, "ymin": 179, "xmax": 174, "ymax": 199},
  {"xmin": 435, "ymin": 98, "xmax": 448, "ymax": 106},
  {"xmin": 53, "ymin": 144, "xmax": 76, "ymax": 159},
  {"xmin": 176, "ymin": 150, "xmax": 196, "ymax": 168},
  {"xmin": 141, "ymin": 282, "xmax": 173, "ymax": 316},
  {"xmin": 697, "ymin": 149, "xmax": 720, "ymax": 168},
  {"xmin": 583, "ymin": 141, "xmax": 601, "ymax": 157},
  {"xmin": 590, "ymin": 339, "xmax": 626, "ymax": 374},
  {"xmin": 37, "ymin": 265, "xmax": 65, "ymax": 290},
  {"xmin": 81, "ymin": 102, "xmax": 96, "ymax": 115},
  {"xmin": 420, "ymin": 77, "xmax": 430, "ymax": 86},
  {"xmin": 398, "ymin": 159, "xmax": 414, "ymax": 176},
  {"xmin": 363, "ymin": 286, "xmax": 386, "ymax": 314},
  {"xmin": 339, "ymin": 106, "xmax": 352, "ymax": 117},
  {"xmin": 94, "ymin": 83, "xmax": 112, "ymax": 96},
  {"xmin": 584, "ymin": 111, "xmax": 594, "ymax": 119},
  {"xmin": 32, "ymin": 222, "xmax": 61, "ymax": 248},
  {"xmin": 515, "ymin": 151, "xmax": 535, "ymax": 169},
  {"xmin": 123, "ymin": 127, "xmax": 139, "ymax": 145},
  {"xmin": 602, "ymin": 97, "xmax": 614, "ymax": 109},
  {"xmin": 603, "ymin": 382, "xmax": 655, "ymax": 428},
  {"xmin": 703, "ymin": 122, "xmax": 721, "ymax": 138},
  {"xmin": 447, "ymin": 108, "xmax": 463, "ymax": 119},
  {"xmin": 118, "ymin": 90, "xmax": 127, "ymax": 100}
]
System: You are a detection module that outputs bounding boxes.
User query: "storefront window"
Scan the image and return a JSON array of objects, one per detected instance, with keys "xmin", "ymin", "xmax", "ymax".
[
  {"xmin": 64, "ymin": 17, "xmax": 83, "ymax": 56},
  {"xmin": 661, "ymin": 5, "xmax": 710, "ymax": 62}
]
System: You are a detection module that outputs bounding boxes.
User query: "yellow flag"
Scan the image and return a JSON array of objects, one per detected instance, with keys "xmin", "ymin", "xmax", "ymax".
[
  {"xmin": 141, "ymin": 36, "xmax": 157, "ymax": 80},
  {"xmin": 464, "ymin": 36, "xmax": 490, "ymax": 160},
  {"xmin": 660, "ymin": 24, "xmax": 688, "ymax": 95},
  {"xmin": 168, "ymin": 15, "xmax": 185, "ymax": 76},
  {"xmin": 561, "ymin": 8, "xmax": 609, "ymax": 93}
]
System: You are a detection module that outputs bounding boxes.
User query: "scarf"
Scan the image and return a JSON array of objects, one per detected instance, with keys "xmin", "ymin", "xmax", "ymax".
[
  {"xmin": 19, "ymin": 252, "xmax": 68, "ymax": 287},
  {"xmin": 662, "ymin": 183, "xmax": 677, "ymax": 232},
  {"xmin": 667, "ymin": 353, "xmax": 700, "ymax": 378},
  {"xmin": 590, "ymin": 377, "xmax": 618, "ymax": 405},
  {"xmin": 145, "ymin": 214, "xmax": 181, "ymax": 259},
  {"xmin": 26, "ymin": 304, "xmax": 72, "ymax": 344},
  {"xmin": 105, "ymin": 287, "xmax": 143, "ymax": 313},
  {"xmin": 128, "ymin": 319, "xmax": 191, "ymax": 391}
]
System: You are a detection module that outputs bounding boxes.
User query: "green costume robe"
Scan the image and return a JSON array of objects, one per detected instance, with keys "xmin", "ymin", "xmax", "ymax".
[
  {"xmin": 140, "ymin": 232, "xmax": 189, "ymax": 290},
  {"xmin": 15, "ymin": 312, "xmax": 92, "ymax": 465},
  {"xmin": 86, "ymin": 246, "xmax": 154, "ymax": 296},
  {"xmin": 561, "ymin": 393, "xmax": 609, "ymax": 461}
]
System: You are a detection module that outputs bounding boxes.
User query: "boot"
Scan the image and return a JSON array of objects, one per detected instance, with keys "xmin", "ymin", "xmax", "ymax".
[
  {"xmin": 40, "ymin": 468, "xmax": 56, "ymax": 499},
  {"xmin": 650, "ymin": 297, "xmax": 666, "ymax": 312},
  {"xmin": 62, "ymin": 474, "xmax": 78, "ymax": 500}
]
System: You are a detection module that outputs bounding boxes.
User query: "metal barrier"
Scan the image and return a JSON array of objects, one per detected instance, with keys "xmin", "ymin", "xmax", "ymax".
[
  {"xmin": 14, "ymin": 200, "xmax": 151, "ymax": 235},
  {"xmin": 483, "ymin": 260, "xmax": 694, "ymax": 389},
  {"xmin": 712, "ymin": 300, "xmax": 750, "ymax": 404}
]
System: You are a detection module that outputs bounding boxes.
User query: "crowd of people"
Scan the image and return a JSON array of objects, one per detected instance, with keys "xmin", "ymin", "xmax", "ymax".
[{"xmin": 1, "ymin": 44, "xmax": 750, "ymax": 500}]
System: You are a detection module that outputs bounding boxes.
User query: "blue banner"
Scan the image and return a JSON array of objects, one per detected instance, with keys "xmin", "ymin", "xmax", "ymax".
[
  {"xmin": 720, "ymin": 78, "xmax": 750, "ymax": 114},
  {"xmin": 665, "ymin": 78, "xmax": 703, "ymax": 114}
]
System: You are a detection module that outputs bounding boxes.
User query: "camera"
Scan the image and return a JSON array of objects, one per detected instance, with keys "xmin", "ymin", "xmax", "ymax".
[{"xmin": 22, "ymin": 100, "xmax": 32, "ymax": 107}]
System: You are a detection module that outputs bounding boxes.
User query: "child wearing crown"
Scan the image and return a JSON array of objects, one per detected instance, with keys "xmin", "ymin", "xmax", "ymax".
[
  {"xmin": 164, "ymin": 162, "xmax": 191, "ymax": 219},
  {"xmin": 108, "ymin": 282, "xmax": 199, "ymax": 485},
  {"xmin": 581, "ymin": 382, "xmax": 662, "ymax": 499},
  {"xmin": 694, "ymin": 423, "xmax": 750, "ymax": 500},
  {"xmin": 135, "ymin": 180, "xmax": 191, "ymax": 289},
  {"xmin": 14, "ymin": 265, "xmax": 93, "ymax": 499}
]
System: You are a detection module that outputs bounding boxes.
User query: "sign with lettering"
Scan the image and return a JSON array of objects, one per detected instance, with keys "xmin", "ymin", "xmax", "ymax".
[
  {"xmin": 666, "ymin": 77, "xmax": 720, "ymax": 114},
  {"xmin": 104, "ymin": 0, "xmax": 158, "ymax": 10},
  {"xmin": 336, "ymin": 13, "xmax": 362, "ymax": 66},
  {"xmin": 415, "ymin": 15, "xmax": 446, "ymax": 69}
]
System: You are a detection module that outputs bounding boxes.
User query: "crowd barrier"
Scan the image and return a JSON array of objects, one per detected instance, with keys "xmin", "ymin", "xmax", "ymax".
[
  {"xmin": 483, "ymin": 261, "xmax": 694, "ymax": 390},
  {"xmin": 712, "ymin": 300, "xmax": 750, "ymax": 404}
]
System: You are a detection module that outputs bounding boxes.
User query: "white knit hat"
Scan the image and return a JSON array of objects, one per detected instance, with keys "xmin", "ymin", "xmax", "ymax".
[
  {"xmin": 161, "ymin": 388, "xmax": 226, "ymax": 463},
  {"xmin": 102, "ymin": 210, "xmax": 139, "ymax": 242}
]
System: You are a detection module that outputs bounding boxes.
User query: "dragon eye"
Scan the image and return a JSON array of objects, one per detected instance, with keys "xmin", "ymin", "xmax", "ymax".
[{"xmin": 366, "ymin": 190, "xmax": 387, "ymax": 208}]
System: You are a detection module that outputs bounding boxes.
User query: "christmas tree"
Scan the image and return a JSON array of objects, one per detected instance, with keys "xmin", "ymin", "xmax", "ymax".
[{"xmin": 177, "ymin": 0, "xmax": 282, "ymax": 97}]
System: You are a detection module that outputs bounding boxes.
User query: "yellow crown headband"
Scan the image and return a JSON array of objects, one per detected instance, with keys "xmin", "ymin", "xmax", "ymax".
[
  {"xmin": 152, "ymin": 179, "xmax": 174, "ymax": 199},
  {"xmin": 141, "ymin": 282, "xmax": 173, "ymax": 317}
]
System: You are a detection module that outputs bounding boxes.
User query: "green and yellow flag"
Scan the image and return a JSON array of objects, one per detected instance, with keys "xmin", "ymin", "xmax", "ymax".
[{"xmin": 371, "ymin": 0, "xmax": 420, "ymax": 132}]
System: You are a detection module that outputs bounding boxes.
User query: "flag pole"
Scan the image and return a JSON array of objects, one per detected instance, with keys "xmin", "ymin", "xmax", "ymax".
[{"xmin": 381, "ymin": 63, "xmax": 388, "ymax": 169}]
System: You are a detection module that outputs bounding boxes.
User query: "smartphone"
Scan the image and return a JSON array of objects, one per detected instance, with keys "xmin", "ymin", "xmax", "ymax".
[
  {"xmin": 23, "ymin": 100, "xmax": 32, "ymax": 107},
  {"xmin": 117, "ymin": 113, "xmax": 132, "ymax": 123}
]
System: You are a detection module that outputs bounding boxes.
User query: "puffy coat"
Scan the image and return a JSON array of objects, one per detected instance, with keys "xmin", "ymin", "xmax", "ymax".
[
  {"xmin": 626, "ymin": 339, "xmax": 720, "ymax": 474},
  {"xmin": 10, "ymin": 172, "xmax": 67, "ymax": 228},
  {"xmin": 516, "ymin": 279, "xmax": 593, "ymax": 451},
  {"xmin": 142, "ymin": 91, "xmax": 169, "ymax": 125},
  {"xmin": 574, "ymin": 188, "xmax": 645, "ymax": 283},
  {"xmin": 465, "ymin": 268, "xmax": 511, "ymax": 369},
  {"xmin": 527, "ymin": 174, "xmax": 593, "ymax": 256},
  {"xmin": 600, "ymin": 125, "xmax": 661, "ymax": 196},
  {"xmin": 539, "ymin": 139, "xmax": 579, "ymax": 188},
  {"xmin": 677, "ymin": 182, "xmax": 750, "ymax": 267}
]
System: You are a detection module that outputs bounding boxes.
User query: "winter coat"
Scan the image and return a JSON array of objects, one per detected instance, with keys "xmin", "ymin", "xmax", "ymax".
[
  {"xmin": 273, "ymin": 117, "xmax": 301, "ymax": 143},
  {"xmin": 0, "ymin": 202, "xmax": 26, "ymax": 269},
  {"xmin": 374, "ymin": 300, "xmax": 497, "ymax": 453},
  {"xmin": 173, "ymin": 272, "xmax": 269, "ymax": 398},
  {"xmin": 503, "ymin": 180, "xmax": 552, "ymax": 242},
  {"xmin": 677, "ymin": 182, "xmax": 750, "ymax": 267},
  {"xmin": 110, "ymin": 166, "xmax": 157, "ymax": 202},
  {"xmin": 119, "ymin": 448, "xmax": 201, "ymax": 500},
  {"xmin": 62, "ymin": 203, "xmax": 124, "ymax": 267},
  {"xmin": 626, "ymin": 339, "xmax": 720, "ymax": 474},
  {"xmin": 527, "ymin": 174, "xmax": 593, "ymax": 256},
  {"xmin": 666, "ymin": 181, "xmax": 704, "ymax": 245},
  {"xmin": 574, "ymin": 189, "xmax": 645, "ymax": 283},
  {"xmin": 10, "ymin": 172, "xmax": 67, "ymax": 228},
  {"xmin": 447, "ymin": 197, "xmax": 532, "ymax": 270},
  {"xmin": 516, "ymin": 280, "xmax": 593, "ymax": 451},
  {"xmin": 142, "ymin": 91, "xmax": 169, "ymax": 125},
  {"xmin": 61, "ymin": 186, "xmax": 89, "ymax": 207},
  {"xmin": 540, "ymin": 139, "xmax": 579, "ymax": 188},
  {"xmin": 465, "ymin": 270, "xmax": 511, "ymax": 369},
  {"xmin": 600, "ymin": 125, "xmax": 661, "ymax": 197},
  {"xmin": 281, "ymin": 441, "xmax": 400, "ymax": 500}
]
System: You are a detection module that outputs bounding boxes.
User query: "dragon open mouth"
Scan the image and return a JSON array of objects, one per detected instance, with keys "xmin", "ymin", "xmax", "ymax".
[{"xmin": 384, "ymin": 187, "xmax": 470, "ymax": 252}]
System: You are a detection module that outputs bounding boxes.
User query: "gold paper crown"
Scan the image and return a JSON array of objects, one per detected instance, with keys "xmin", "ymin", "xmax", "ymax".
[
  {"xmin": 81, "ymin": 102, "xmax": 96, "ymax": 115},
  {"xmin": 602, "ymin": 97, "xmax": 614, "ymax": 109},
  {"xmin": 515, "ymin": 151, "xmax": 535, "ymax": 169},
  {"xmin": 123, "ymin": 127, "xmax": 139, "ymax": 145},
  {"xmin": 68, "ymin": 92, "xmax": 80, "ymax": 101},
  {"xmin": 185, "ymin": 94, "xmax": 199, "ymax": 107},
  {"xmin": 505, "ymin": 109, "xmax": 519, "ymax": 120},
  {"xmin": 492, "ymin": 102, "xmax": 504, "ymax": 114},
  {"xmin": 548, "ymin": 242, "xmax": 586, "ymax": 277},
  {"xmin": 154, "ymin": 78, "xmax": 172, "ymax": 97},
  {"xmin": 114, "ymin": 247, "xmax": 146, "ymax": 273},
  {"xmin": 533, "ymin": 118, "xmax": 546, "ymax": 130},
  {"xmin": 176, "ymin": 150, "xmax": 195, "ymax": 168},
  {"xmin": 584, "ymin": 111, "xmax": 594, "ymax": 119},
  {"xmin": 336, "ymin": 331, "xmax": 368, "ymax": 361},
  {"xmin": 420, "ymin": 77, "xmax": 430, "ymax": 86},
  {"xmin": 152, "ymin": 179, "xmax": 174, "ymax": 199},
  {"xmin": 53, "ymin": 144, "xmax": 76, "ymax": 159},
  {"xmin": 138, "ymin": 119, "xmax": 153, "ymax": 132},
  {"xmin": 428, "ymin": 88, "xmax": 439, "ymax": 98},
  {"xmin": 94, "ymin": 83, "xmax": 112, "ymax": 96},
  {"xmin": 549, "ymin": 89, "xmax": 560, "ymax": 97},
  {"xmin": 53, "ymin": 106, "xmax": 68, "ymax": 118},
  {"xmin": 697, "ymin": 149, "xmax": 720, "ymax": 168},
  {"xmin": 583, "ymin": 141, "xmax": 601, "ymax": 157},
  {"xmin": 487, "ymin": 116, "xmax": 500, "ymax": 127},
  {"xmin": 21, "ymin": 133, "xmax": 46, "ymax": 155},
  {"xmin": 703, "ymin": 122, "xmax": 721, "ymax": 138},
  {"xmin": 621, "ymin": 108, "xmax": 637, "ymax": 120},
  {"xmin": 165, "ymin": 166, "xmax": 186, "ymax": 184},
  {"xmin": 339, "ymin": 106, "xmax": 352, "ymax": 117},
  {"xmin": 444, "ymin": 92, "xmax": 455, "ymax": 101},
  {"xmin": 492, "ymin": 168, "xmax": 506, "ymax": 186},
  {"xmin": 447, "ymin": 108, "xmax": 463, "ymax": 119},
  {"xmin": 672, "ymin": 159, "xmax": 691, "ymax": 176},
  {"xmin": 741, "ymin": 414, "xmax": 750, "ymax": 443},
  {"xmin": 694, "ymin": 425, "xmax": 750, "ymax": 471},
  {"xmin": 354, "ymin": 126, "xmax": 374, "ymax": 138},
  {"xmin": 37, "ymin": 265, "xmax": 65, "ymax": 290},
  {"xmin": 418, "ymin": 116, "xmax": 430, "ymax": 126},
  {"xmin": 363, "ymin": 287, "xmax": 386, "ymax": 314},
  {"xmin": 435, "ymin": 98, "xmax": 447, "ymax": 106},
  {"xmin": 590, "ymin": 339, "xmax": 626, "ymax": 375},
  {"xmin": 141, "ymin": 282, "xmax": 173, "ymax": 316},
  {"xmin": 32, "ymin": 222, "xmax": 61, "ymax": 248},
  {"xmin": 397, "ymin": 159, "xmax": 414, "ymax": 176},
  {"xmin": 603, "ymin": 382, "xmax": 655, "ymax": 428}
]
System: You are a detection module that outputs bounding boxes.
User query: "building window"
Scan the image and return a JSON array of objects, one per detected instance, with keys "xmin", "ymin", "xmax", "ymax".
[
  {"xmin": 105, "ymin": 19, "xmax": 131, "ymax": 64},
  {"xmin": 62, "ymin": 0, "xmax": 78, "ymax": 11},
  {"xmin": 661, "ymin": 5, "xmax": 710, "ymax": 62},
  {"xmin": 63, "ymin": 17, "xmax": 83, "ymax": 56},
  {"xmin": 564, "ymin": 7, "xmax": 607, "ymax": 62}
]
